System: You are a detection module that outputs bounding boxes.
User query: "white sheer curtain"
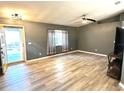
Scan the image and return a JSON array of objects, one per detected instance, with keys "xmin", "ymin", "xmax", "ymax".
[
  {"xmin": 62, "ymin": 30, "xmax": 68, "ymax": 52},
  {"xmin": 47, "ymin": 30, "xmax": 56, "ymax": 55},
  {"xmin": 47, "ymin": 30, "xmax": 69, "ymax": 55}
]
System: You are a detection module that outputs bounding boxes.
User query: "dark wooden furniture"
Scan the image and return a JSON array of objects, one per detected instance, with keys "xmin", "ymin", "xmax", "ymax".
[
  {"xmin": 0, "ymin": 55, "xmax": 3, "ymax": 74},
  {"xmin": 107, "ymin": 52, "xmax": 122, "ymax": 80}
]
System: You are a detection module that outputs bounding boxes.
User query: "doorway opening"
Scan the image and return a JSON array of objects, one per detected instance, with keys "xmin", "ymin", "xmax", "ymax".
[{"xmin": 4, "ymin": 26, "xmax": 26, "ymax": 64}]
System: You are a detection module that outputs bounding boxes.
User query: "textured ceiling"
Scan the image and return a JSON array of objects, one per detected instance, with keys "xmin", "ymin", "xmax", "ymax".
[{"xmin": 0, "ymin": 0, "xmax": 124, "ymax": 27}]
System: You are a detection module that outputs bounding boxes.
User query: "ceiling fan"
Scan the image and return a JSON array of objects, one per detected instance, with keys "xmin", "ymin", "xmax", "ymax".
[
  {"xmin": 81, "ymin": 15, "xmax": 96, "ymax": 23},
  {"xmin": 72, "ymin": 15, "xmax": 96, "ymax": 24}
]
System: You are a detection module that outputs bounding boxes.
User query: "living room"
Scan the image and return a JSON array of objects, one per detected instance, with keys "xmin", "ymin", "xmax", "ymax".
[{"xmin": 0, "ymin": 0, "xmax": 124, "ymax": 92}]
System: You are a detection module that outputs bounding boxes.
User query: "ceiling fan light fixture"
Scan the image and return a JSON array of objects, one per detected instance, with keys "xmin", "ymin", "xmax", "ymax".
[
  {"xmin": 81, "ymin": 19, "xmax": 87, "ymax": 24},
  {"xmin": 11, "ymin": 13, "xmax": 22, "ymax": 20}
]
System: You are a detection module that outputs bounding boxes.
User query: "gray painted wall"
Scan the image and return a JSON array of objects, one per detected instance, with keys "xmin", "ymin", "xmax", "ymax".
[
  {"xmin": 78, "ymin": 22, "xmax": 120, "ymax": 55},
  {"xmin": 0, "ymin": 18, "xmax": 78, "ymax": 60}
]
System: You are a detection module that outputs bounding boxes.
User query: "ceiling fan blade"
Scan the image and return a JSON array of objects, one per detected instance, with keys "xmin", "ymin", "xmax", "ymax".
[
  {"xmin": 69, "ymin": 15, "xmax": 84, "ymax": 22},
  {"xmin": 72, "ymin": 19, "xmax": 82, "ymax": 23},
  {"xmin": 73, "ymin": 21, "xmax": 81, "ymax": 24},
  {"xmin": 86, "ymin": 18, "xmax": 96, "ymax": 22}
]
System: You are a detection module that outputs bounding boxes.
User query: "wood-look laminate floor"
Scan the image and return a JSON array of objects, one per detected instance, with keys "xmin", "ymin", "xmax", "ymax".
[{"xmin": 0, "ymin": 52, "xmax": 122, "ymax": 91}]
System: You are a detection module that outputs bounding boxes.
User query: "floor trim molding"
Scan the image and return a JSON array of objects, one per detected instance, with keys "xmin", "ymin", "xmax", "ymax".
[
  {"xmin": 119, "ymin": 82, "xmax": 124, "ymax": 89},
  {"xmin": 27, "ymin": 50, "xmax": 107, "ymax": 63},
  {"xmin": 76, "ymin": 50, "xmax": 107, "ymax": 57},
  {"xmin": 27, "ymin": 50, "xmax": 77, "ymax": 63}
]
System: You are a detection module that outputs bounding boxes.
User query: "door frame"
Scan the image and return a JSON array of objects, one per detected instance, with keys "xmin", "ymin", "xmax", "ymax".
[{"xmin": 0, "ymin": 24, "xmax": 27, "ymax": 63}]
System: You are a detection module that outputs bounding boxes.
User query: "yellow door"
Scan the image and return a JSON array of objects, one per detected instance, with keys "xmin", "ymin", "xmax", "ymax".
[{"xmin": 0, "ymin": 24, "xmax": 8, "ymax": 74}]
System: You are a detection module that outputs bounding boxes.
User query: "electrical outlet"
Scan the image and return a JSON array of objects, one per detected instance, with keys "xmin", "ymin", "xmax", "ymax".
[
  {"xmin": 28, "ymin": 42, "xmax": 32, "ymax": 45},
  {"xmin": 39, "ymin": 53, "xmax": 42, "ymax": 56},
  {"xmin": 95, "ymin": 49, "xmax": 98, "ymax": 52}
]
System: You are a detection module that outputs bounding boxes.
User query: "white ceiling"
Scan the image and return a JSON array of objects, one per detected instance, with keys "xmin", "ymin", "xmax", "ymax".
[{"xmin": 0, "ymin": 0, "xmax": 124, "ymax": 27}]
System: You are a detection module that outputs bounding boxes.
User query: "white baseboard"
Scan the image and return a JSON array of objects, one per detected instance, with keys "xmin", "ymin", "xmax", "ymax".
[
  {"xmin": 76, "ymin": 50, "xmax": 107, "ymax": 57},
  {"xmin": 27, "ymin": 50, "xmax": 77, "ymax": 63},
  {"xmin": 119, "ymin": 82, "xmax": 124, "ymax": 89},
  {"xmin": 27, "ymin": 50, "xmax": 107, "ymax": 63}
]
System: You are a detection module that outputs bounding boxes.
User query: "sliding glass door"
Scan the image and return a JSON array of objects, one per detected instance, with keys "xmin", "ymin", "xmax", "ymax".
[{"xmin": 4, "ymin": 27, "xmax": 24, "ymax": 63}]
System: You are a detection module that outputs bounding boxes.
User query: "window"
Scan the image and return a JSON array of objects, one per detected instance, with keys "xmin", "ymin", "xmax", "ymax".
[
  {"xmin": 55, "ymin": 30, "xmax": 63, "ymax": 46},
  {"xmin": 47, "ymin": 29, "xmax": 68, "ymax": 55}
]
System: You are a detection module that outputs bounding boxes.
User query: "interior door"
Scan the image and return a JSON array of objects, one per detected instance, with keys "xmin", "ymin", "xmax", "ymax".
[{"xmin": 0, "ymin": 25, "xmax": 8, "ymax": 73}]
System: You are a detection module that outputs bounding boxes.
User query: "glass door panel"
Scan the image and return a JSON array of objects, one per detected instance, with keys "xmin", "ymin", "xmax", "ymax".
[{"xmin": 4, "ymin": 27, "xmax": 24, "ymax": 63}]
